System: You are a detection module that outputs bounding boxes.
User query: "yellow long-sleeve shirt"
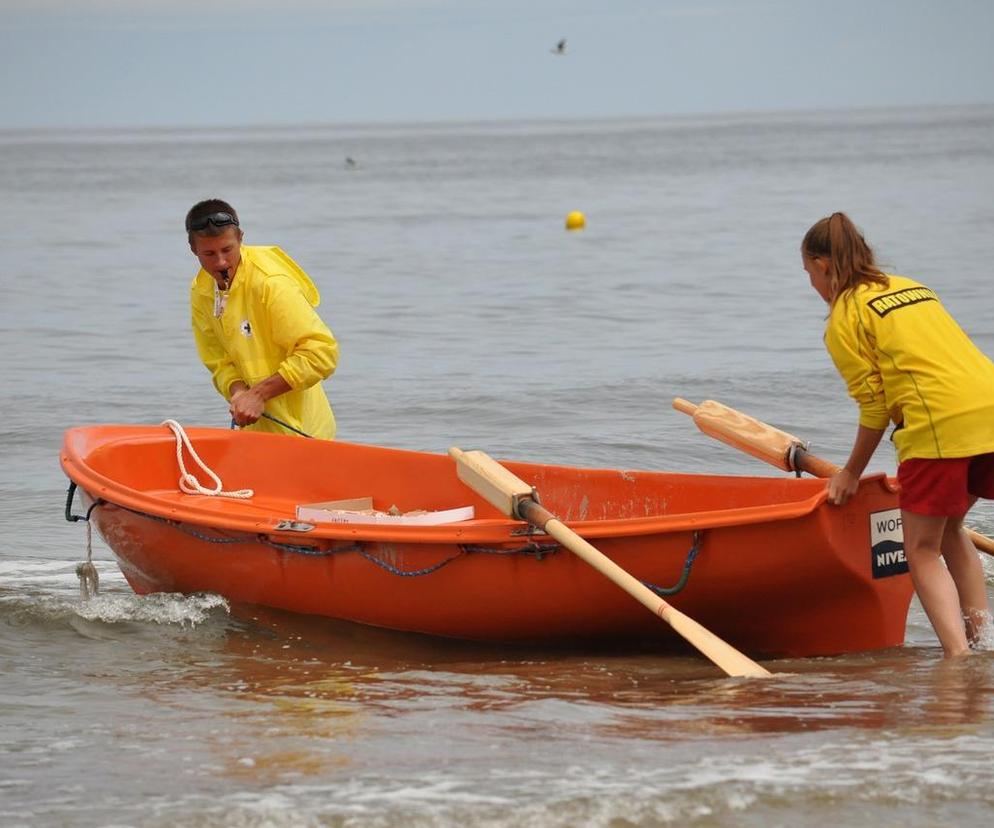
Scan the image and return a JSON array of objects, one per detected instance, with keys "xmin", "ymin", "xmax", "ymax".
[
  {"xmin": 191, "ymin": 246, "xmax": 339, "ymax": 440},
  {"xmin": 824, "ymin": 274, "xmax": 994, "ymax": 462}
]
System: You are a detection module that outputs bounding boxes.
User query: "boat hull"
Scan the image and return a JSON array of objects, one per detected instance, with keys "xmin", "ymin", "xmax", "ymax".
[{"xmin": 62, "ymin": 425, "xmax": 914, "ymax": 657}]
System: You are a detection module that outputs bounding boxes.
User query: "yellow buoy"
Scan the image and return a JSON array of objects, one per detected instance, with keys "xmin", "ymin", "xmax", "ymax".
[{"xmin": 565, "ymin": 211, "xmax": 586, "ymax": 231}]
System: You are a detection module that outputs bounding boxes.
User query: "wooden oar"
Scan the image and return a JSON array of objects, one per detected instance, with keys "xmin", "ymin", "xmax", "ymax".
[
  {"xmin": 449, "ymin": 446, "xmax": 771, "ymax": 678},
  {"xmin": 672, "ymin": 397, "xmax": 994, "ymax": 557}
]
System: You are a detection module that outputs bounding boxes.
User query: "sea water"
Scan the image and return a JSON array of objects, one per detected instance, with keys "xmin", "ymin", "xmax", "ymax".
[{"xmin": 2, "ymin": 105, "xmax": 994, "ymax": 826}]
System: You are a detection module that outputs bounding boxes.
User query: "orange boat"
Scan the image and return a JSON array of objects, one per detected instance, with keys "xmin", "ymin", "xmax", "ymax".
[{"xmin": 60, "ymin": 424, "xmax": 914, "ymax": 658}]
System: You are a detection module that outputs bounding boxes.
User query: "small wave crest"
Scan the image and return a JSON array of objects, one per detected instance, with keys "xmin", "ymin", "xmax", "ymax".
[
  {"xmin": 74, "ymin": 591, "xmax": 229, "ymax": 627},
  {"xmin": 0, "ymin": 558, "xmax": 229, "ymax": 632}
]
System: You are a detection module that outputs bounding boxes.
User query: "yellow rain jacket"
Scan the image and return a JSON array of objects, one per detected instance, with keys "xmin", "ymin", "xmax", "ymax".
[
  {"xmin": 191, "ymin": 246, "xmax": 338, "ymax": 440},
  {"xmin": 824, "ymin": 274, "xmax": 994, "ymax": 462}
]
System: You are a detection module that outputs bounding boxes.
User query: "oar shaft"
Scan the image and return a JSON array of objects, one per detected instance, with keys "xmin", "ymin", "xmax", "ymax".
[
  {"xmin": 450, "ymin": 445, "xmax": 770, "ymax": 677},
  {"xmin": 518, "ymin": 499, "xmax": 672, "ymax": 618},
  {"xmin": 792, "ymin": 446, "xmax": 841, "ymax": 478},
  {"xmin": 517, "ymin": 498, "xmax": 771, "ymax": 678}
]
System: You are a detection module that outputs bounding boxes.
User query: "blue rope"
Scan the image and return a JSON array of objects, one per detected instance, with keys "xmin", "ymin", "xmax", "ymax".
[
  {"xmin": 64, "ymin": 482, "xmax": 102, "ymax": 523},
  {"xmin": 81, "ymin": 500, "xmax": 561, "ymax": 578},
  {"xmin": 641, "ymin": 531, "xmax": 703, "ymax": 597}
]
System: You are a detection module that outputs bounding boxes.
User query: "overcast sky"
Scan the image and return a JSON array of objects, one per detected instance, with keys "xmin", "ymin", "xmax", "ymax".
[{"xmin": 1, "ymin": 0, "xmax": 992, "ymax": 129}]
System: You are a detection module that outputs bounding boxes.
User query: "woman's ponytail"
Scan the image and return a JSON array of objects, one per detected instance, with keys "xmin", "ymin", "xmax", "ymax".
[{"xmin": 803, "ymin": 212, "xmax": 886, "ymax": 303}]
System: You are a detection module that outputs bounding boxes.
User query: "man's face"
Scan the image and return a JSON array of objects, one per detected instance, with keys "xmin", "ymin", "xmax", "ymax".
[{"xmin": 191, "ymin": 227, "xmax": 243, "ymax": 288}]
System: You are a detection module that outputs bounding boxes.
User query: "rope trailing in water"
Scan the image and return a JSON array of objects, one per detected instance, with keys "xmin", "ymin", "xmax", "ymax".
[
  {"xmin": 161, "ymin": 419, "xmax": 254, "ymax": 499},
  {"xmin": 76, "ymin": 520, "xmax": 100, "ymax": 600},
  {"xmin": 642, "ymin": 530, "xmax": 703, "ymax": 596},
  {"xmin": 64, "ymin": 481, "xmax": 102, "ymax": 601}
]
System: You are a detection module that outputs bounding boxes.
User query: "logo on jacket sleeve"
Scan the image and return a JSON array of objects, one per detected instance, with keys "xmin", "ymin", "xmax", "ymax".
[
  {"xmin": 870, "ymin": 508, "xmax": 908, "ymax": 578},
  {"xmin": 239, "ymin": 320, "xmax": 252, "ymax": 337}
]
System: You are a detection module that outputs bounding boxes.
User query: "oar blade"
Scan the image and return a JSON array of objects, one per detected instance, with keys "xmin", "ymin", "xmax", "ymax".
[
  {"xmin": 544, "ymin": 520, "xmax": 771, "ymax": 678},
  {"xmin": 448, "ymin": 447, "xmax": 533, "ymax": 518},
  {"xmin": 673, "ymin": 398, "xmax": 800, "ymax": 472},
  {"xmin": 663, "ymin": 605, "xmax": 771, "ymax": 678}
]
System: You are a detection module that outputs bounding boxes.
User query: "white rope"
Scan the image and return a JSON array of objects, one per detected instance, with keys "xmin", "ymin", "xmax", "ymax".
[
  {"xmin": 161, "ymin": 419, "xmax": 254, "ymax": 499},
  {"xmin": 75, "ymin": 520, "xmax": 100, "ymax": 601}
]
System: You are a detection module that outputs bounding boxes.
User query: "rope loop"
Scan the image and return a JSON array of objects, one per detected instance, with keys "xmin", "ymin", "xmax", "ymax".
[{"xmin": 161, "ymin": 419, "xmax": 254, "ymax": 499}]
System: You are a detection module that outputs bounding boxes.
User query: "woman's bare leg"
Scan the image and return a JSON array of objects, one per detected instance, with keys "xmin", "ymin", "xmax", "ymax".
[
  {"xmin": 902, "ymin": 510, "xmax": 971, "ymax": 657},
  {"xmin": 941, "ymin": 503, "xmax": 992, "ymax": 645}
]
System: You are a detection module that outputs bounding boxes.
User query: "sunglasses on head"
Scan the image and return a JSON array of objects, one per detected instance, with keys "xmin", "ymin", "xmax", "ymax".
[{"xmin": 187, "ymin": 212, "xmax": 239, "ymax": 232}]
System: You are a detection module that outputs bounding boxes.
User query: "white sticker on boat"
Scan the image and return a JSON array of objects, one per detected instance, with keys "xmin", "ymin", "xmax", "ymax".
[{"xmin": 870, "ymin": 508, "xmax": 908, "ymax": 579}]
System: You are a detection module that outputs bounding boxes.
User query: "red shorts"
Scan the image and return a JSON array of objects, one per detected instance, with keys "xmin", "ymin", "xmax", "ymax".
[{"xmin": 897, "ymin": 453, "xmax": 994, "ymax": 516}]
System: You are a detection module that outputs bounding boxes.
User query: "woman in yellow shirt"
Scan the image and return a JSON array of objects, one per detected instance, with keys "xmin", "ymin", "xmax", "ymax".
[{"xmin": 804, "ymin": 211, "xmax": 994, "ymax": 657}]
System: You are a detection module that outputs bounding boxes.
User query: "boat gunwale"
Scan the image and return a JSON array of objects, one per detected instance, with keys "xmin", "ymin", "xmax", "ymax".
[{"xmin": 60, "ymin": 425, "xmax": 892, "ymax": 544}]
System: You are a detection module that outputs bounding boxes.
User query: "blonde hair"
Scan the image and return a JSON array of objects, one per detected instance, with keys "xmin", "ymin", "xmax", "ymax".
[{"xmin": 802, "ymin": 212, "xmax": 887, "ymax": 304}]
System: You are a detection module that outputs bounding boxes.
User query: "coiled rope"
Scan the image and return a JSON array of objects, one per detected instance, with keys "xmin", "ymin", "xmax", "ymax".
[{"xmin": 161, "ymin": 419, "xmax": 253, "ymax": 499}]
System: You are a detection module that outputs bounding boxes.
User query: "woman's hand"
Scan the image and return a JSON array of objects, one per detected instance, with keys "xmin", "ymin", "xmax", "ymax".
[
  {"xmin": 827, "ymin": 467, "xmax": 860, "ymax": 506},
  {"xmin": 828, "ymin": 424, "xmax": 886, "ymax": 506}
]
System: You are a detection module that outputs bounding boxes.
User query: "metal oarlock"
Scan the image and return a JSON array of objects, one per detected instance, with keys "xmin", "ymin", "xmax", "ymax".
[{"xmin": 787, "ymin": 442, "xmax": 809, "ymax": 478}]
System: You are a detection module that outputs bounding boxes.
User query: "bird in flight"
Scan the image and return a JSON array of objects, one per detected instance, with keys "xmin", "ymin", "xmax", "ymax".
[{"xmin": 551, "ymin": 38, "xmax": 566, "ymax": 55}]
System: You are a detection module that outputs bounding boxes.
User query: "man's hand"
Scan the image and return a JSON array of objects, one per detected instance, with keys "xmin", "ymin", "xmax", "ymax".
[
  {"xmin": 227, "ymin": 374, "xmax": 293, "ymax": 427},
  {"xmin": 230, "ymin": 386, "xmax": 266, "ymax": 426}
]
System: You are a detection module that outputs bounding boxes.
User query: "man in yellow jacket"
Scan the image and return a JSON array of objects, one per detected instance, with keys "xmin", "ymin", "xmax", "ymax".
[{"xmin": 187, "ymin": 199, "xmax": 339, "ymax": 439}]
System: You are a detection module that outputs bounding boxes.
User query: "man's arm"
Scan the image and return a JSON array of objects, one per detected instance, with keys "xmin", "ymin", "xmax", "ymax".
[
  {"xmin": 229, "ymin": 375, "xmax": 292, "ymax": 426},
  {"xmin": 266, "ymin": 276, "xmax": 339, "ymax": 390}
]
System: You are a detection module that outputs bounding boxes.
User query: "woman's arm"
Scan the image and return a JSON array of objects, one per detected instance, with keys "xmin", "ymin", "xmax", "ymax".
[{"xmin": 829, "ymin": 423, "xmax": 886, "ymax": 505}]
